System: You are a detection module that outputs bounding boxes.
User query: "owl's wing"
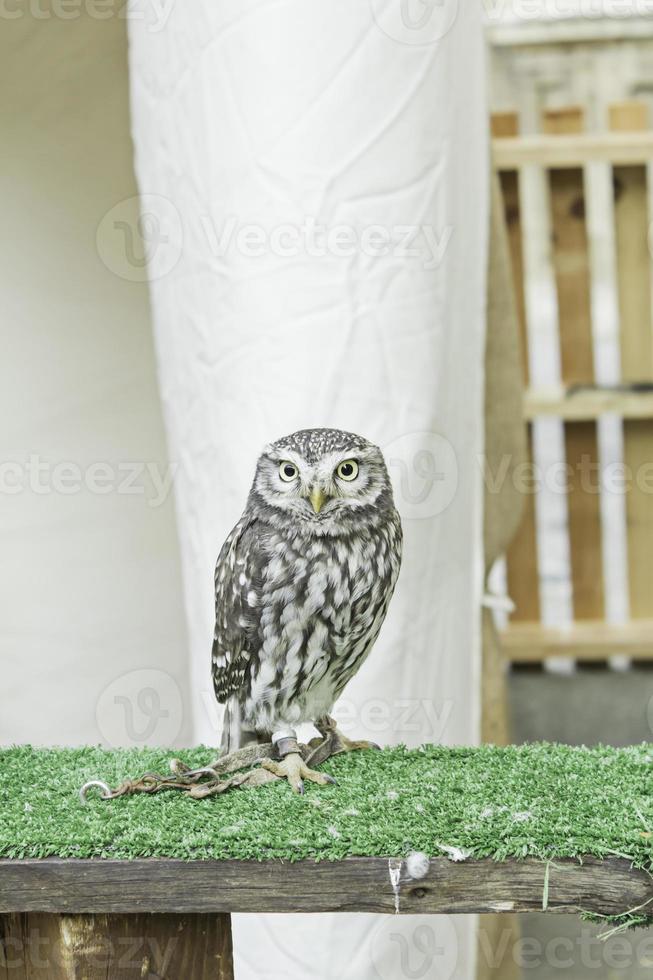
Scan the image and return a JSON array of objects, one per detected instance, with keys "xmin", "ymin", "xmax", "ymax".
[{"xmin": 211, "ymin": 514, "xmax": 261, "ymax": 705}]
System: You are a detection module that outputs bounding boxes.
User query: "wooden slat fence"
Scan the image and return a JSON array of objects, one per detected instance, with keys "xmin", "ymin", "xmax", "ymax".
[{"xmin": 493, "ymin": 102, "xmax": 653, "ymax": 663}]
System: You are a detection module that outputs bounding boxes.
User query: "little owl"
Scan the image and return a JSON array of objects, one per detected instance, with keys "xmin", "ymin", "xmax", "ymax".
[{"xmin": 212, "ymin": 428, "xmax": 402, "ymax": 792}]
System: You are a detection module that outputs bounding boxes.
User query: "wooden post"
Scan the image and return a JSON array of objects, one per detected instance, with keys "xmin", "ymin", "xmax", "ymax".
[
  {"xmin": 491, "ymin": 111, "xmax": 541, "ymax": 625},
  {"xmin": 491, "ymin": 112, "xmax": 529, "ymax": 379},
  {"xmin": 480, "ymin": 113, "xmax": 529, "ymax": 980},
  {"xmin": 492, "ymin": 113, "xmax": 653, "ymax": 663},
  {"xmin": 0, "ymin": 912, "xmax": 233, "ymax": 980},
  {"xmin": 544, "ymin": 106, "xmax": 604, "ymax": 621},
  {"xmin": 610, "ymin": 100, "xmax": 653, "ymax": 622}
]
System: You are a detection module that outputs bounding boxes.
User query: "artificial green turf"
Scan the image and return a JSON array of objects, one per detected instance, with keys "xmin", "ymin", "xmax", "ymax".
[{"xmin": 2, "ymin": 742, "xmax": 653, "ymax": 870}]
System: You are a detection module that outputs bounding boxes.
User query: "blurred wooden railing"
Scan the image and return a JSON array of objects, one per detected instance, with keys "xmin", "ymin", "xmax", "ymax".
[{"xmin": 493, "ymin": 102, "xmax": 653, "ymax": 663}]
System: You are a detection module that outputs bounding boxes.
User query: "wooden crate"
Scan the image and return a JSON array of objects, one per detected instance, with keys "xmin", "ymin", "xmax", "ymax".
[{"xmin": 493, "ymin": 103, "xmax": 653, "ymax": 664}]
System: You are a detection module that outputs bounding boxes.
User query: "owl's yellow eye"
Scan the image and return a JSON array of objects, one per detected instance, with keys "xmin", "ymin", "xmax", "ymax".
[
  {"xmin": 336, "ymin": 459, "xmax": 359, "ymax": 481},
  {"xmin": 279, "ymin": 461, "xmax": 298, "ymax": 482}
]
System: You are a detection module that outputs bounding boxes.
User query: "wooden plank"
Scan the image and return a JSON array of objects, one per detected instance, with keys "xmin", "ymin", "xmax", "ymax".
[
  {"xmin": 491, "ymin": 112, "xmax": 520, "ymax": 140},
  {"xmin": 0, "ymin": 857, "xmax": 650, "ymax": 917},
  {"xmin": 494, "ymin": 131, "xmax": 653, "ymax": 170},
  {"xmin": 564, "ymin": 419, "xmax": 604, "ymax": 620},
  {"xmin": 492, "ymin": 114, "xmax": 529, "ymax": 385},
  {"xmin": 506, "ymin": 427, "xmax": 540, "ymax": 621},
  {"xmin": 0, "ymin": 912, "xmax": 233, "ymax": 980},
  {"xmin": 482, "ymin": 164, "xmax": 525, "ymax": 739},
  {"xmin": 524, "ymin": 384, "xmax": 653, "ymax": 420},
  {"xmin": 491, "ymin": 112, "xmax": 540, "ymax": 623},
  {"xmin": 502, "ymin": 619, "xmax": 653, "ymax": 661},
  {"xmin": 611, "ymin": 102, "xmax": 652, "ymax": 383},
  {"xmin": 488, "ymin": 18, "xmax": 653, "ymax": 47},
  {"xmin": 610, "ymin": 101, "xmax": 653, "ymax": 620},
  {"xmin": 545, "ymin": 107, "xmax": 604, "ymax": 621},
  {"xmin": 481, "ymin": 610, "xmax": 510, "ymax": 745}
]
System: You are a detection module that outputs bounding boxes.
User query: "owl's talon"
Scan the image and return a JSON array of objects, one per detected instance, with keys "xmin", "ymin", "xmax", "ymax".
[
  {"xmin": 314, "ymin": 716, "xmax": 382, "ymax": 757},
  {"xmin": 337, "ymin": 738, "xmax": 381, "ymax": 753},
  {"xmin": 261, "ymin": 752, "xmax": 335, "ymax": 794}
]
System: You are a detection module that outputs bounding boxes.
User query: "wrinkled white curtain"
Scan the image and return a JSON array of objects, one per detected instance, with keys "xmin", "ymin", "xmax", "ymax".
[{"xmin": 129, "ymin": 2, "xmax": 488, "ymax": 977}]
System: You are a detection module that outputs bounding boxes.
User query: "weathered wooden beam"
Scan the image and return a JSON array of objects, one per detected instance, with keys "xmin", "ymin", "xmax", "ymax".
[
  {"xmin": 493, "ymin": 131, "xmax": 653, "ymax": 170},
  {"xmin": 502, "ymin": 620, "xmax": 653, "ymax": 661},
  {"xmin": 0, "ymin": 857, "xmax": 650, "ymax": 917},
  {"xmin": 524, "ymin": 385, "xmax": 653, "ymax": 421},
  {"xmin": 487, "ymin": 18, "xmax": 653, "ymax": 47}
]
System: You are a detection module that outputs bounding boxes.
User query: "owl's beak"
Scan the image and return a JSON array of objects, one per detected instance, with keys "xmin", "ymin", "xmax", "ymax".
[{"xmin": 309, "ymin": 487, "xmax": 328, "ymax": 514}]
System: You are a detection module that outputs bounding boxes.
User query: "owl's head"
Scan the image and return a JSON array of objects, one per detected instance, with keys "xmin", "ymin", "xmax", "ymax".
[{"xmin": 250, "ymin": 428, "xmax": 395, "ymax": 534}]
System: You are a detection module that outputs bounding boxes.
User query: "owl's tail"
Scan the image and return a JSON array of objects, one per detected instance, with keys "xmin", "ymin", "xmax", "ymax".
[{"xmin": 220, "ymin": 699, "xmax": 259, "ymax": 755}]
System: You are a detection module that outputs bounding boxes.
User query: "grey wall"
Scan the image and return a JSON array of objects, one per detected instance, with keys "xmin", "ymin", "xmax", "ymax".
[{"xmin": 0, "ymin": 9, "xmax": 193, "ymax": 748}]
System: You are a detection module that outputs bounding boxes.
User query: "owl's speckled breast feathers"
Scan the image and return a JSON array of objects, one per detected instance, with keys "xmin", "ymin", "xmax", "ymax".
[{"xmin": 212, "ymin": 428, "xmax": 402, "ymax": 743}]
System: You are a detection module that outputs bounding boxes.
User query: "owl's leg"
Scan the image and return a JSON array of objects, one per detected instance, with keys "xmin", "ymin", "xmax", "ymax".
[
  {"xmin": 260, "ymin": 730, "xmax": 336, "ymax": 795},
  {"xmin": 311, "ymin": 715, "xmax": 381, "ymax": 761},
  {"xmin": 170, "ymin": 741, "xmax": 275, "ymax": 779},
  {"xmin": 81, "ymin": 732, "xmax": 336, "ymax": 802}
]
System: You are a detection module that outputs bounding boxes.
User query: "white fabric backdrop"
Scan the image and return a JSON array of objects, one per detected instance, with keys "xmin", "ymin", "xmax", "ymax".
[{"xmin": 128, "ymin": 2, "xmax": 488, "ymax": 977}]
